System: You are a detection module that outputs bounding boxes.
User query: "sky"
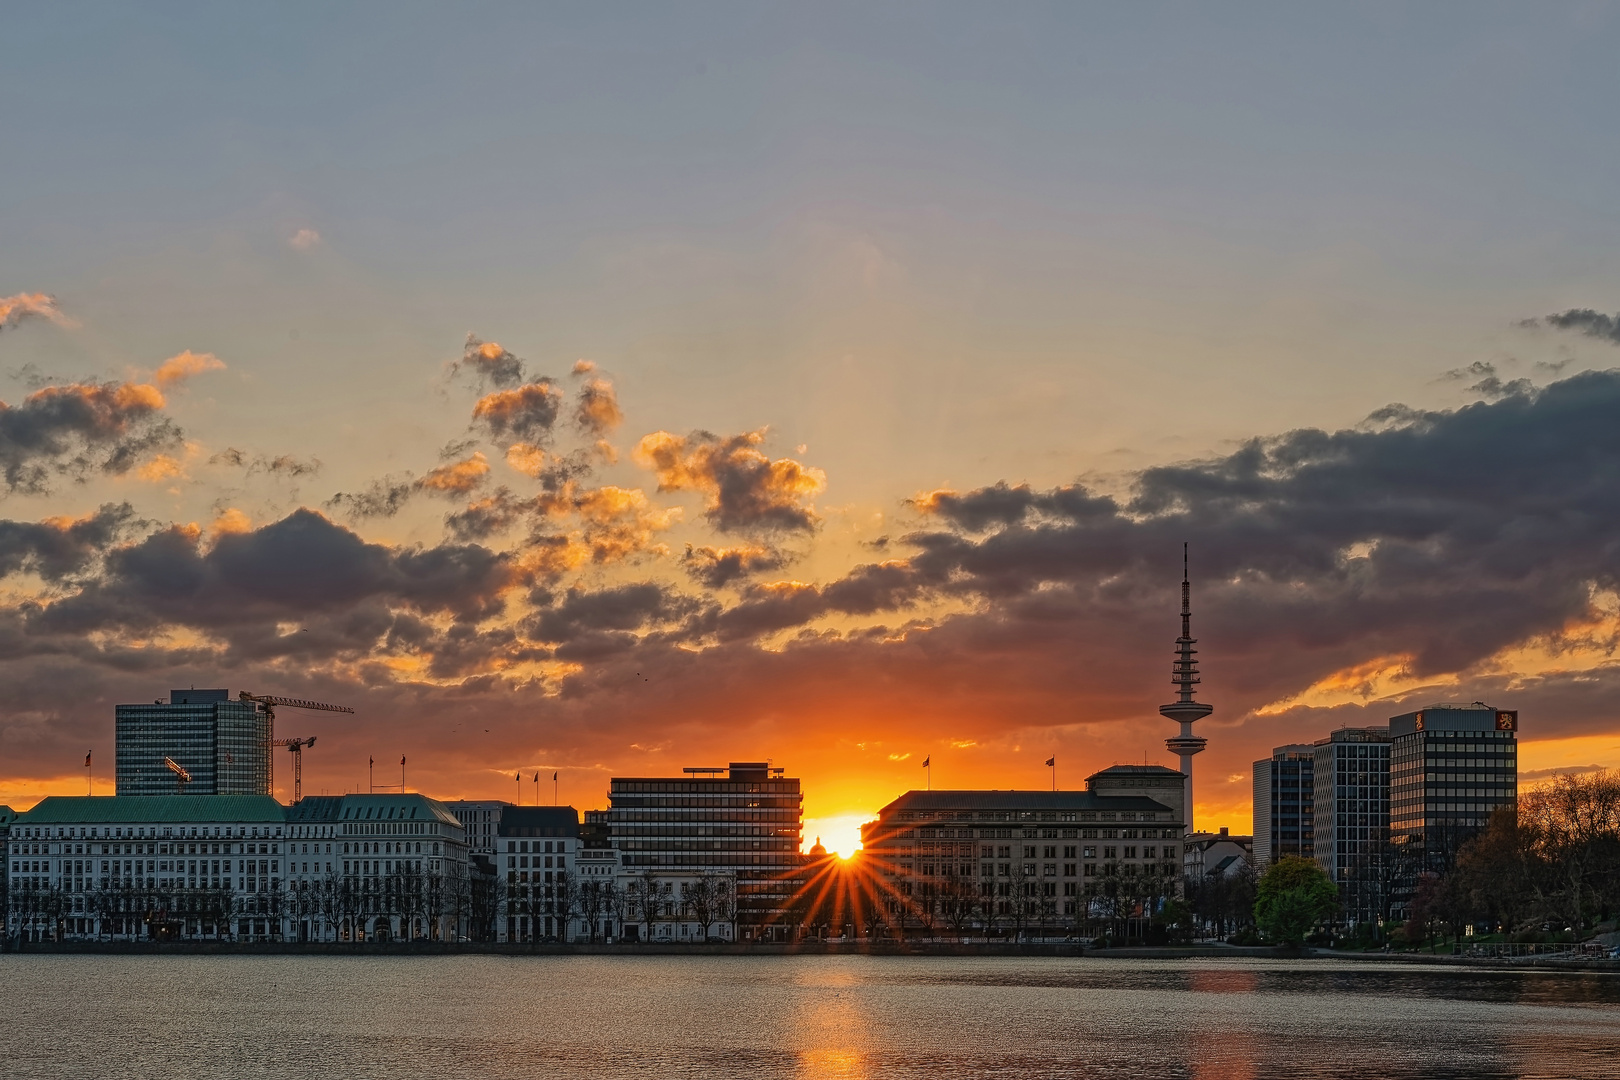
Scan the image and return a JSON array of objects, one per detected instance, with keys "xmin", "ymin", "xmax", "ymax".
[{"xmin": 5, "ymin": 4, "xmax": 1620, "ymax": 856}]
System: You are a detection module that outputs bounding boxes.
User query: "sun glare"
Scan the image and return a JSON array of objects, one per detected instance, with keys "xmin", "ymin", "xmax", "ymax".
[{"xmin": 803, "ymin": 814, "xmax": 869, "ymax": 859}]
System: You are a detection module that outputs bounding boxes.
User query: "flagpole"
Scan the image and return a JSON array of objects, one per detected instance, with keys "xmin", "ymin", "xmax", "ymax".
[
  {"xmin": 554, "ymin": 771, "xmax": 558, "ymax": 806},
  {"xmin": 369, "ymin": 757, "xmax": 374, "ymax": 794},
  {"xmin": 401, "ymin": 756, "xmax": 406, "ymax": 792}
]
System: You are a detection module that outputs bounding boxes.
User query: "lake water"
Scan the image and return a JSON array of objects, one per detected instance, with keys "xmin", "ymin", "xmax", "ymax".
[{"xmin": 1, "ymin": 954, "xmax": 1617, "ymax": 1079}]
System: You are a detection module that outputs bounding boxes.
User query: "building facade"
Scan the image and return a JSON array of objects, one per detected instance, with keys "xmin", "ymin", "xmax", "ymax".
[
  {"xmin": 495, "ymin": 806, "xmax": 579, "ymax": 943},
  {"xmin": 861, "ymin": 766, "xmax": 1185, "ymax": 937},
  {"xmin": 1311, "ymin": 727, "xmax": 1392, "ymax": 925},
  {"xmin": 1252, "ymin": 744, "xmax": 1314, "ymax": 867},
  {"xmin": 607, "ymin": 762, "xmax": 802, "ymax": 941},
  {"xmin": 115, "ymin": 689, "xmax": 270, "ymax": 796},
  {"xmin": 1390, "ymin": 703, "xmax": 1519, "ymax": 915},
  {"xmin": 6, "ymin": 793, "xmax": 468, "ymax": 944},
  {"xmin": 445, "ymin": 799, "xmax": 510, "ymax": 861}
]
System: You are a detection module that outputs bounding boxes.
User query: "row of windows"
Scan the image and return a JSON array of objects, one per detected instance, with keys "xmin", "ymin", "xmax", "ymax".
[
  {"xmin": 12, "ymin": 841, "xmax": 281, "ymax": 857},
  {"xmin": 10, "ymin": 825, "xmax": 282, "ymax": 840}
]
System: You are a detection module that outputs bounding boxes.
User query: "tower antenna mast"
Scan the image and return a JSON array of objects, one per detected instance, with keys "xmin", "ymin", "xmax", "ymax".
[{"xmin": 1160, "ymin": 542, "xmax": 1212, "ymax": 835}]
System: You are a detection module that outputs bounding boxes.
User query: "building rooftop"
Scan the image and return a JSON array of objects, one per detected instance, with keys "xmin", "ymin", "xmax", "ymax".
[
  {"xmin": 497, "ymin": 806, "xmax": 579, "ymax": 837},
  {"xmin": 1088, "ymin": 764, "xmax": 1183, "ymax": 777},
  {"xmin": 877, "ymin": 789, "xmax": 1176, "ymax": 815},
  {"xmin": 13, "ymin": 795, "xmax": 285, "ymax": 824},
  {"xmin": 329, "ymin": 793, "xmax": 462, "ymax": 826}
]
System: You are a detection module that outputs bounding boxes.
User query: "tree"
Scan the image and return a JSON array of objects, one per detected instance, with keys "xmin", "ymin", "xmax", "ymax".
[
  {"xmin": 688, "ymin": 873, "xmax": 722, "ymax": 942},
  {"xmin": 1254, "ymin": 856, "xmax": 1337, "ymax": 946},
  {"xmin": 630, "ymin": 871, "xmax": 663, "ymax": 942}
]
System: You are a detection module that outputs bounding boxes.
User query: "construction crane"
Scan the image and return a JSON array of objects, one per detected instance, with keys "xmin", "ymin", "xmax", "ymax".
[
  {"xmin": 238, "ymin": 693, "xmax": 356, "ymax": 719},
  {"xmin": 163, "ymin": 756, "xmax": 192, "ymax": 793},
  {"xmin": 271, "ymin": 737, "xmax": 317, "ymax": 803},
  {"xmin": 238, "ymin": 692, "xmax": 355, "ymax": 800}
]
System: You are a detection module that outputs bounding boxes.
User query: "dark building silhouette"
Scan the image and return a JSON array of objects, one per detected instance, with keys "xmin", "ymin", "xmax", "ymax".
[{"xmin": 1253, "ymin": 744, "xmax": 1315, "ymax": 867}]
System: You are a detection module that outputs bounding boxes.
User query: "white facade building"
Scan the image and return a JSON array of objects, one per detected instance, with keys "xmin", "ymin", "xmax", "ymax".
[{"xmin": 5, "ymin": 793, "xmax": 468, "ymax": 944}]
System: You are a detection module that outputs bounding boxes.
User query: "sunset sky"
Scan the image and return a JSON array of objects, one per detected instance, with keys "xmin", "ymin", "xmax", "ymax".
[{"xmin": 5, "ymin": 5, "xmax": 1620, "ymax": 857}]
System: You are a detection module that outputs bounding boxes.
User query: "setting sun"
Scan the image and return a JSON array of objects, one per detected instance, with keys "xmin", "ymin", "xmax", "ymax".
[{"xmin": 804, "ymin": 814, "xmax": 871, "ymax": 859}]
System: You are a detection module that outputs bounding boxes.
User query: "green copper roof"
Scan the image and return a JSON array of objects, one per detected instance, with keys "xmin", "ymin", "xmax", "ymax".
[{"xmin": 15, "ymin": 795, "xmax": 286, "ymax": 824}]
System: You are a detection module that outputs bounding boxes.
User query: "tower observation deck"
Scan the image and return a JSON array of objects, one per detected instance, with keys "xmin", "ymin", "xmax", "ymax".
[{"xmin": 1160, "ymin": 544, "xmax": 1212, "ymax": 835}]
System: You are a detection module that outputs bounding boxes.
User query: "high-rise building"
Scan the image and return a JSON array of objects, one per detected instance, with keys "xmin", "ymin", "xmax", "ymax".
[
  {"xmin": 1161, "ymin": 546, "xmax": 1211, "ymax": 834},
  {"xmin": 606, "ymin": 761, "xmax": 803, "ymax": 941},
  {"xmin": 115, "ymin": 690, "xmax": 270, "ymax": 796},
  {"xmin": 1312, "ymin": 727, "xmax": 1391, "ymax": 925},
  {"xmin": 1389, "ymin": 702, "xmax": 1519, "ymax": 915},
  {"xmin": 1252, "ymin": 744, "xmax": 1315, "ymax": 867}
]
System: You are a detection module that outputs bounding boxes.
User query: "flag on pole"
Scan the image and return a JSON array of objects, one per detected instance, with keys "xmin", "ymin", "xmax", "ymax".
[
  {"xmin": 84, "ymin": 751, "xmax": 91, "ymax": 767},
  {"xmin": 369, "ymin": 756, "xmax": 374, "ymax": 767},
  {"xmin": 534, "ymin": 772, "xmax": 540, "ymax": 782},
  {"xmin": 922, "ymin": 756, "xmax": 930, "ymax": 767},
  {"xmin": 514, "ymin": 772, "xmax": 520, "ymax": 782},
  {"xmin": 401, "ymin": 755, "xmax": 406, "ymax": 766},
  {"xmin": 553, "ymin": 771, "xmax": 558, "ymax": 781},
  {"xmin": 1045, "ymin": 757, "xmax": 1055, "ymax": 767}
]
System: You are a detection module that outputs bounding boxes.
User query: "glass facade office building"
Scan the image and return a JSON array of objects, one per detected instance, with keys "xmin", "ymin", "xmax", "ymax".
[
  {"xmin": 1389, "ymin": 703, "xmax": 1518, "ymax": 913},
  {"xmin": 115, "ymin": 689, "xmax": 271, "ymax": 796},
  {"xmin": 1312, "ymin": 727, "xmax": 1391, "ymax": 925},
  {"xmin": 607, "ymin": 762, "xmax": 803, "ymax": 939},
  {"xmin": 1253, "ymin": 744, "xmax": 1314, "ymax": 867}
]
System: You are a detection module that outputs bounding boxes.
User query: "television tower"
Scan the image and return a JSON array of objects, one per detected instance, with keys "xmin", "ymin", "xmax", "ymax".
[{"xmin": 1160, "ymin": 543, "xmax": 1212, "ymax": 835}]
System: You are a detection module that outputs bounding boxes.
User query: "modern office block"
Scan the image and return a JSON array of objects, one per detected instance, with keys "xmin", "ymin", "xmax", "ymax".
[
  {"xmin": 1389, "ymin": 702, "xmax": 1519, "ymax": 915},
  {"xmin": 607, "ymin": 762, "xmax": 803, "ymax": 941},
  {"xmin": 1253, "ymin": 744, "xmax": 1315, "ymax": 867},
  {"xmin": 1312, "ymin": 727, "xmax": 1391, "ymax": 925},
  {"xmin": 115, "ymin": 690, "xmax": 270, "ymax": 796}
]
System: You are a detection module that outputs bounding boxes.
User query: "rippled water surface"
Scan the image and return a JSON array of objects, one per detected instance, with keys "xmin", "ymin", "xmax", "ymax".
[{"xmin": 2, "ymin": 954, "xmax": 1618, "ymax": 1079}]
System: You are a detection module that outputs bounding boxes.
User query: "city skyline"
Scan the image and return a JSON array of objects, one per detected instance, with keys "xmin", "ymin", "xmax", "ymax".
[{"xmin": 7, "ymin": 7, "xmax": 1620, "ymax": 857}]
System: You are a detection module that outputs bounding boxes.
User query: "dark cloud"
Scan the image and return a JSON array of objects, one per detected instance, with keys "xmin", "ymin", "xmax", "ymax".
[
  {"xmin": 525, "ymin": 583, "xmax": 692, "ymax": 644},
  {"xmin": 1440, "ymin": 360, "xmax": 1497, "ymax": 382},
  {"xmin": 635, "ymin": 429, "xmax": 825, "ymax": 533},
  {"xmin": 0, "ymin": 380, "xmax": 181, "ymax": 494},
  {"xmin": 29, "ymin": 509, "xmax": 524, "ymax": 649},
  {"xmin": 326, "ymin": 475, "xmax": 415, "ymax": 519},
  {"xmin": 453, "ymin": 334, "xmax": 527, "ymax": 389},
  {"xmin": 212, "ymin": 448, "xmax": 322, "ymax": 479},
  {"xmin": 472, "ymin": 381, "xmax": 564, "ymax": 444},
  {"xmin": 251, "ymin": 454, "xmax": 322, "ymax": 479},
  {"xmin": 0, "ymin": 503, "xmax": 136, "ymax": 582},
  {"xmin": 681, "ymin": 543, "xmax": 788, "ymax": 588},
  {"xmin": 1540, "ymin": 309, "xmax": 1620, "ymax": 345}
]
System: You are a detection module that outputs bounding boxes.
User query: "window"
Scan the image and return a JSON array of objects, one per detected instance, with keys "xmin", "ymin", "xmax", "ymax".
[
  {"xmin": 1063, "ymin": 846, "xmax": 1077, "ymax": 858},
  {"xmin": 1022, "ymin": 846, "xmax": 1036, "ymax": 859},
  {"xmin": 1103, "ymin": 846, "xmax": 1117, "ymax": 859}
]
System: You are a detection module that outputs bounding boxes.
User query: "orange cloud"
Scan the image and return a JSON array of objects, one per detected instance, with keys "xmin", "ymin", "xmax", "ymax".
[
  {"xmin": 418, "ymin": 452, "xmax": 491, "ymax": 496},
  {"xmin": 505, "ymin": 443, "xmax": 547, "ymax": 478},
  {"xmin": 635, "ymin": 429, "xmax": 825, "ymax": 533},
  {"xmin": 153, "ymin": 350, "xmax": 226, "ymax": 387},
  {"xmin": 473, "ymin": 382, "xmax": 564, "ymax": 443},
  {"xmin": 0, "ymin": 292, "xmax": 71, "ymax": 331}
]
